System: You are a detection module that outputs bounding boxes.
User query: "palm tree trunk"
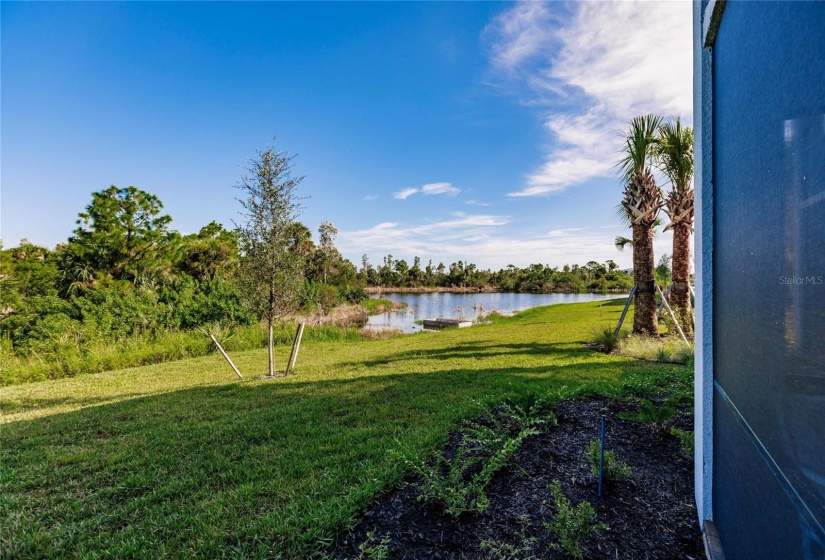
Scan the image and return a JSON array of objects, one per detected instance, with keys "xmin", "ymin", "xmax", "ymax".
[
  {"xmin": 632, "ymin": 223, "xmax": 658, "ymax": 336},
  {"xmin": 670, "ymin": 222, "xmax": 692, "ymax": 333}
]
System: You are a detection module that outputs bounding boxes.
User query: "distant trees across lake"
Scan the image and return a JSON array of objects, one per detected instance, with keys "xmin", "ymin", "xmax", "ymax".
[{"xmin": 357, "ymin": 255, "xmax": 633, "ymax": 293}]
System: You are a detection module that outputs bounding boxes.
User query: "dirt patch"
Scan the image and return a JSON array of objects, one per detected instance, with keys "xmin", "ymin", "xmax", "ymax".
[{"xmin": 331, "ymin": 399, "xmax": 703, "ymax": 559}]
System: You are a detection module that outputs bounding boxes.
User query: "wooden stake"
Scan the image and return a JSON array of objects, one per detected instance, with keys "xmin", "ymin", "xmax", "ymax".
[
  {"xmin": 210, "ymin": 334, "xmax": 243, "ymax": 379},
  {"xmin": 613, "ymin": 285, "xmax": 637, "ymax": 341},
  {"xmin": 285, "ymin": 323, "xmax": 305, "ymax": 375},
  {"xmin": 657, "ymin": 285, "xmax": 689, "ymax": 343},
  {"xmin": 657, "ymin": 284, "xmax": 672, "ymax": 318}
]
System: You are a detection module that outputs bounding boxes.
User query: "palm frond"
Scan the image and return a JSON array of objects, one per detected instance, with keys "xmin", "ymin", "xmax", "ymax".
[
  {"xmin": 616, "ymin": 114, "xmax": 663, "ymax": 182},
  {"xmin": 615, "ymin": 236, "xmax": 632, "ymax": 251},
  {"xmin": 655, "ymin": 117, "xmax": 694, "ymax": 192}
]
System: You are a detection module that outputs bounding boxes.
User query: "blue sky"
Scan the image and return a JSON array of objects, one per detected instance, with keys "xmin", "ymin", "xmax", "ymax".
[{"xmin": 1, "ymin": 1, "xmax": 692, "ymax": 270}]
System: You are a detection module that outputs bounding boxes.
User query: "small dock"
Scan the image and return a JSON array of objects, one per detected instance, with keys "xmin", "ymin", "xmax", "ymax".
[{"xmin": 422, "ymin": 318, "xmax": 473, "ymax": 330}]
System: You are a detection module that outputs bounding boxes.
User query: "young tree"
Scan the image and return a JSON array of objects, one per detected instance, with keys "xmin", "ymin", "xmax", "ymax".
[
  {"xmin": 235, "ymin": 139, "xmax": 305, "ymax": 377},
  {"xmin": 317, "ymin": 220, "xmax": 339, "ymax": 284}
]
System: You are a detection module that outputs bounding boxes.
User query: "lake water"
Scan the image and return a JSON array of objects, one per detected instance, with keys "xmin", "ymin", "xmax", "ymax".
[{"xmin": 364, "ymin": 292, "xmax": 628, "ymax": 333}]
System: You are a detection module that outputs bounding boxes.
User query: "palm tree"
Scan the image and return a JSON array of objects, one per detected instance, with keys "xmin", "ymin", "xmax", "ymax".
[
  {"xmin": 617, "ymin": 114, "xmax": 664, "ymax": 336},
  {"xmin": 655, "ymin": 117, "xmax": 694, "ymax": 332}
]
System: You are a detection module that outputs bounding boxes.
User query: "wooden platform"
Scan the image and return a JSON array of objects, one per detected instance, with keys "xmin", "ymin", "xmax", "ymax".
[{"xmin": 422, "ymin": 318, "xmax": 473, "ymax": 330}]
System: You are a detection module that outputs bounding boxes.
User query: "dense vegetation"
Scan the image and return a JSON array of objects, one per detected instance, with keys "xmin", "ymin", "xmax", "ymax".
[
  {"xmin": 359, "ymin": 255, "xmax": 633, "ymax": 293},
  {"xmin": 2, "ymin": 300, "xmax": 693, "ymax": 558},
  {"xmin": 0, "ymin": 182, "xmax": 633, "ymax": 384}
]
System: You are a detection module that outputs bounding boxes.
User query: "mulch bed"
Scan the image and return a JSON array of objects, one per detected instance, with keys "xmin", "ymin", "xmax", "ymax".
[{"xmin": 331, "ymin": 399, "xmax": 703, "ymax": 559}]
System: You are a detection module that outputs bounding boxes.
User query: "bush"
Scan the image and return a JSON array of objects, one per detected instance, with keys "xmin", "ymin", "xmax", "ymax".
[
  {"xmin": 587, "ymin": 439, "xmax": 631, "ymax": 481},
  {"xmin": 317, "ymin": 284, "xmax": 341, "ymax": 312},
  {"xmin": 546, "ymin": 480, "xmax": 608, "ymax": 559},
  {"xmin": 410, "ymin": 402, "xmax": 544, "ymax": 516},
  {"xmin": 339, "ymin": 284, "xmax": 368, "ymax": 304}
]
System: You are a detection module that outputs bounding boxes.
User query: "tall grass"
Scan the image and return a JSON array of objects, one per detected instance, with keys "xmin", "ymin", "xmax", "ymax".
[
  {"xmin": 616, "ymin": 335, "xmax": 694, "ymax": 365},
  {"xmin": 1, "ymin": 322, "xmax": 367, "ymax": 385}
]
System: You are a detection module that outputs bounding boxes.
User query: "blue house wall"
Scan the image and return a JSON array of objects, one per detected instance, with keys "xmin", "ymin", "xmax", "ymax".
[{"xmin": 695, "ymin": 2, "xmax": 825, "ymax": 558}]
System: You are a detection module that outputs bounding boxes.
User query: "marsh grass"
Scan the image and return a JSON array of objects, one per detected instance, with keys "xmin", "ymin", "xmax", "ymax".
[{"xmin": 1, "ymin": 300, "xmax": 691, "ymax": 558}]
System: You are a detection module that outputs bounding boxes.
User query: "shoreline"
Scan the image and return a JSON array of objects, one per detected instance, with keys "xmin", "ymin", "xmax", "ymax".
[
  {"xmin": 292, "ymin": 300, "xmax": 407, "ymax": 328},
  {"xmin": 365, "ymin": 286, "xmax": 630, "ymax": 295},
  {"xmin": 365, "ymin": 286, "xmax": 498, "ymax": 294}
]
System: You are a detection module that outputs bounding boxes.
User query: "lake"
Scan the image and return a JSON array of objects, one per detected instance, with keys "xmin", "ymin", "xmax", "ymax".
[{"xmin": 364, "ymin": 292, "xmax": 628, "ymax": 333}]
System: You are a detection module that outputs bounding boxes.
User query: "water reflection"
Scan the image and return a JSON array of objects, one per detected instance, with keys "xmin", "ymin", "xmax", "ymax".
[{"xmin": 364, "ymin": 292, "xmax": 628, "ymax": 333}]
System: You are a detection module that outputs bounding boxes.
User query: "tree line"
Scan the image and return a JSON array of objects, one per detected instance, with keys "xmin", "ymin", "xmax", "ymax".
[
  {"xmin": 358, "ymin": 255, "xmax": 633, "ymax": 293},
  {"xmin": 1, "ymin": 137, "xmax": 638, "ymax": 382}
]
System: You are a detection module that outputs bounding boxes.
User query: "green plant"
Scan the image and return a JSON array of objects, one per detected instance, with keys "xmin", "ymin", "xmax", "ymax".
[
  {"xmin": 411, "ymin": 402, "xmax": 544, "ymax": 517},
  {"xmin": 670, "ymin": 427, "xmax": 694, "ymax": 458},
  {"xmin": 619, "ymin": 398, "xmax": 677, "ymax": 430},
  {"xmin": 480, "ymin": 532, "xmax": 538, "ymax": 560},
  {"xmin": 546, "ymin": 480, "xmax": 608, "ymax": 559},
  {"xmin": 590, "ymin": 324, "xmax": 623, "ymax": 353},
  {"xmin": 358, "ymin": 530, "xmax": 391, "ymax": 560},
  {"xmin": 587, "ymin": 439, "xmax": 631, "ymax": 481}
]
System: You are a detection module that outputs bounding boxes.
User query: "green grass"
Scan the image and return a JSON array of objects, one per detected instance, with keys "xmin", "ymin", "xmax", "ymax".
[
  {"xmin": 1, "ymin": 322, "xmax": 367, "ymax": 386},
  {"xmin": 360, "ymin": 298, "xmax": 402, "ymax": 313},
  {"xmin": 1, "ymin": 300, "xmax": 692, "ymax": 558}
]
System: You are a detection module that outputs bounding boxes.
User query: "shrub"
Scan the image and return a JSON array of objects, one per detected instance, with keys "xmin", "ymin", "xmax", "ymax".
[
  {"xmin": 410, "ymin": 402, "xmax": 544, "ymax": 517},
  {"xmin": 546, "ymin": 480, "xmax": 608, "ymax": 559},
  {"xmin": 587, "ymin": 439, "xmax": 631, "ymax": 481},
  {"xmin": 339, "ymin": 284, "xmax": 368, "ymax": 304},
  {"xmin": 317, "ymin": 284, "xmax": 341, "ymax": 312}
]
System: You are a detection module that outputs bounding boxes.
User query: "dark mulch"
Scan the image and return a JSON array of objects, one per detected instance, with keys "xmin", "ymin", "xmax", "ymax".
[{"xmin": 330, "ymin": 399, "xmax": 703, "ymax": 559}]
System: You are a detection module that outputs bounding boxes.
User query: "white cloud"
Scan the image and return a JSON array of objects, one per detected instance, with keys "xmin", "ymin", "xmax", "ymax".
[
  {"xmin": 465, "ymin": 199, "xmax": 491, "ymax": 207},
  {"xmin": 393, "ymin": 187, "xmax": 419, "ymax": 200},
  {"xmin": 338, "ymin": 216, "xmax": 673, "ymax": 270},
  {"xmin": 363, "ymin": 194, "xmax": 378, "ymax": 201},
  {"xmin": 486, "ymin": 1, "xmax": 693, "ymax": 197},
  {"xmin": 485, "ymin": 2, "xmax": 561, "ymax": 73},
  {"xmin": 421, "ymin": 182, "xmax": 460, "ymax": 196},
  {"xmin": 393, "ymin": 182, "xmax": 460, "ymax": 200}
]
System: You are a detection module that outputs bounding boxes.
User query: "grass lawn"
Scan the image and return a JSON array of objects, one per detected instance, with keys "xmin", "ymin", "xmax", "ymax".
[{"xmin": 1, "ymin": 300, "xmax": 692, "ymax": 559}]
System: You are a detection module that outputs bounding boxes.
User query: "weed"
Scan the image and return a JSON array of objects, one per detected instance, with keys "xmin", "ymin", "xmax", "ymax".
[
  {"xmin": 670, "ymin": 427, "xmax": 694, "ymax": 458},
  {"xmin": 357, "ymin": 530, "xmax": 391, "ymax": 560},
  {"xmin": 546, "ymin": 480, "xmax": 608, "ymax": 559},
  {"xmin": 587, "ymin": 439, "xmax": 631, "ymax": 481},
  {"xmin": 619, "ymin": 399, "xmax": 677, "ymax": 431},
  {"xmin": 480, "ymin": 515, "xmax": 537, "ymax": 559},
  {"xmin": 480, "ymin": 534, "xmax": 538, "ymax": 559}
]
